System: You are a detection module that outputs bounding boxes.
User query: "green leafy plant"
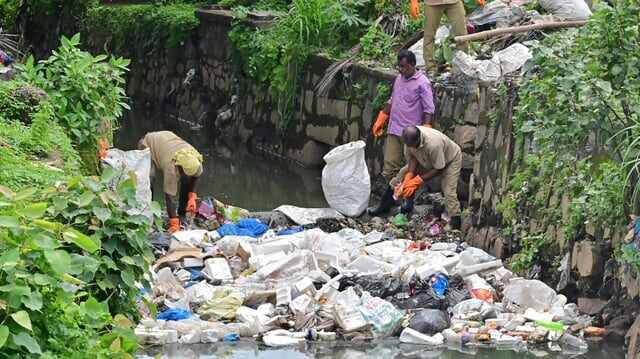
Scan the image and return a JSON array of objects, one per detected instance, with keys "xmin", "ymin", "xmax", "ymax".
[
  {"xmin": 359, "ymin": 25, "xmax": 394, "ymax": 63},
  {"xmin": 510, "ymin": 234, "xmax": 551, "ymax": 273},
  {"xmin": 17, "ymin": 34, "xmax": 130, "ymax": 173},
  {"xmin": 0, "ymin": 168, "xmax": 157, "ymax": 356}
]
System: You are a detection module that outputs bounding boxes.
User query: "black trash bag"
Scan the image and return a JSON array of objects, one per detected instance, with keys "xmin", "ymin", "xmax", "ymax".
[
  {"xmin": 388, "ymin": 292, "xmax": 447, "ymax": 310},
  {"xmin": 445, "ymin": 275, "xmax": 471, "ymax": 307},
  {"xmin": 339, "ymin": 274, "xmax": 406, "ymax": 298},
  {"xmin": 408, "ymin": 309, "xmax": 450, "ymax": 335}
]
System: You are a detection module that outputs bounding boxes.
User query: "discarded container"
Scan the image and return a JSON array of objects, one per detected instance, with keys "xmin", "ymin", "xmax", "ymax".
[
  {"xmin": 223, "ymin": 333, "xmax": 240, "ymax": 342},
  {"xmin": 457, "ymin": 260, "xmax": 503, "ymax": 277},
  {"xmin": 203, "ymin": 258, "xmax": 234, "ymax": 283},
  {"xmin": 134, "ymin": 328, "xmax": 179, "ymax": 345},
  {"xmin": 335, "ymin": 303, "xmax": 368, "ymax": 332},
  {"xmin": 276, "ymin": 286, "xmax": 292, "ymax": 307},
  {"xmin": 400, "ymin": 328, "xmax": 445, "ymax": 345},
  {"xmin": 560, "ymin": 333, "xmax": 588, "ymax": 350},
  {"xmin": 535, "ymin": 320, "xmax": 565, "ymax": 332},
  {"xmin": 295, "ymin": 277, "xmax": 317, "ymax": 297}
]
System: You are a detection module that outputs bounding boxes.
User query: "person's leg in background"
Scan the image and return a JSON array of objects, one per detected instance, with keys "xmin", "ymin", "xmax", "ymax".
[
  {"xmin": 423, "ymin": 4, "xmax": 445, "ymax": 73},
  {"xmin": 445, "ymin": 1, "xmax": 469, "ymax": 53}
]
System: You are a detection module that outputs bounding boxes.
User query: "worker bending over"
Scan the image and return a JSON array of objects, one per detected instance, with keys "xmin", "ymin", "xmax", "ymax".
[
  {"xmin": 138, "ymin": 131, "xmax": 203, "ymax": 233},
  {"xmin": 370, "ymin": 125, "xmax": 462, "ymax": 230}
]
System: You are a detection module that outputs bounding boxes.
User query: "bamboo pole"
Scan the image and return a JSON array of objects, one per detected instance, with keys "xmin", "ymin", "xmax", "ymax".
[{"xmin": 454, "ymin": 20, "xmax": 587, "ymax": 43}]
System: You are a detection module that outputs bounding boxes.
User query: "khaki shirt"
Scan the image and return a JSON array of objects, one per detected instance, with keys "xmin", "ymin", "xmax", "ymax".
[
  {"xmin": 140, "ymin": 131, "xmax": 202, "ymax": 196},
  {"xmin": 426, "ymin": 0, "xmax": 461, "ymax": 6},
  {"xmin": 404, "ymin": 126, "xmax": 461, "ymax": 171}
]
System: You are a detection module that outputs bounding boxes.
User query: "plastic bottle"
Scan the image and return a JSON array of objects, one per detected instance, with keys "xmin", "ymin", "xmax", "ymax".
[{"xmin": 559, "ymin": 333, "xmax": 588, "ymax": 350}]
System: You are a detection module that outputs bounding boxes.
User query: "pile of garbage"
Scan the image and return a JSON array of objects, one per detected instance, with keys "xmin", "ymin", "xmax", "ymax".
[{"xmin": 135, "ymin": 205, "xmax": 606, "ymax": 353}]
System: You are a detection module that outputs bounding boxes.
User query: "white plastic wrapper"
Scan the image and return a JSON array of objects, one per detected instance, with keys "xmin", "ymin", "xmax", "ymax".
[
  {"xmin": 539, "ymin": 0, "xmax": 592, "ymax": 20},
  {"xmin": 321, "ymin": 141, "xmax": 371, "ymax": 217},
  {"xmin": 102, "ymin": 148, "xmax": 152, "ymax": 219}
]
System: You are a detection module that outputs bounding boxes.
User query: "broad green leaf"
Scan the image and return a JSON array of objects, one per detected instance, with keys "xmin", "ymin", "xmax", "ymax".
[
  {"xmin": 0, "ymin": 325, "xmax": 8, "ymax": 349},
  {"xmin": 0, "ymin": 249, "xmax": 20, "ymax": 269},
  {"xmin": 93, "ymin": 207, "xmax": 111, "ymax": 222},
  {"xmin": 121, "ymin": 256, "xmax": 135, "ymax": 265},
  {"xmin": 16, "ymin": 203, "xmax": 48, "ymax": 219},
  {"xmin": 121, "ymin": 270, "xmax": 135, "ymax": 287},
  {"xmin": 0, "ymin": 216, "xmax": 19, "ymax": 228},
  {"xmin": 12, "ymin": 332, "xmax": 41, "ymax": 354},
  {"xmin": 113, "ymin": 314, "xmax": 133, "ymax": 328},
  {"xmin": 11, "ymin": 311, "xmax": 32, "ymax": 331},
  {"xmin": 23, "ymin": 291, "xmax": 43, "ymax": 311},
  {"xmin": 53, "ymin": 197, "xmax": 68, "ymax": 212},
  {"xmin": 32, "ymin": 274, "xmax": 56, "ymax": 286},
  {"xmin": 32, "ymin": 233, "xmax": 60, "ymax": 250},
  {"xmin": 70, "ymin": 254, "xmax": 100, "ymax": 275},
  {"xmin": 62, "ymin": 273, "xmax": 84, "ymax": 285},
  {"xmin": 44, "ymin": 249, "xmax": 71, "ymax": 274},
  {"xmin": 63, "ymin": 228, "xmax": 100, "ymax": 253},
  {"xmin": 74, "ymin": 191, "xmax": 96, "ymax": 207}
]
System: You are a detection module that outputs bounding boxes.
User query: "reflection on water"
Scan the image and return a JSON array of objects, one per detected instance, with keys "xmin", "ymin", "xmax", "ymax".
[
  {"xmin": 137, "ymin": 339, "xmax": 625, "ymax": 359},
  {"xmin": 115, "ymin": 110, "xmax": 327, "ymax": 211}
]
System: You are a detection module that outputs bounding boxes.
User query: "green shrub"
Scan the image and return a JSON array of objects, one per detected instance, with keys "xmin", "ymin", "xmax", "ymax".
[
  {"xmin": 17, "ymin": 34, "xmax": 130, "ymax": 174},
  {"xmin": 0, "ymin": 168, "xmax": 158, "ymax": 357}
]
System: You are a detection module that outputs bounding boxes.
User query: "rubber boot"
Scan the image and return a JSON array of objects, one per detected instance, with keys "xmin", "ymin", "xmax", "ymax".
[
  {"xmin": 400, "ymin": 197, "xmax": 415, "ymax": 216},
  {"xmin": 449, "ymin": 216, "xmax": 462, "ymax": 231},
  {"xmin": 368, "ymin": 186, "xmax": 395, "ymax": 216}
]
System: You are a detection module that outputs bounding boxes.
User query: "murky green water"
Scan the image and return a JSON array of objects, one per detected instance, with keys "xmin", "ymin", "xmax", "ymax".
[
  {"xmin": 115, "ymin": 110, "xmax": 327, "ymax": 211},
  {"xmin": 137, "ymin": 339, "xmax": 625, "ymax": 358}
]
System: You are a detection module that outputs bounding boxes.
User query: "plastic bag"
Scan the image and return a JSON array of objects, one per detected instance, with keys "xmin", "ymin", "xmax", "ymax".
[
  {"xmin": 400, "ymin": 328, "xmax": 445, "ymax": 345},
  {"xmin": 502, "ymin": 279, "xmax": 558, "ymax": 312},
  {"xmin": 321, "ymin": 141, "xmax": 371, "ymax": 217},
  {"xmin": 198, "ymin": 288, "xmax": 244, "ymax": 321},
  {"xmin": 464, "ymin": 274, "xmax": 496, "ymax": 303},
  {"xmin": 408, "ymin": 309, "xmax": 449, "ymax": 335},
  {"xmin": 539, "ymin": 0, "xmax": 591, "ymax": 20},
  {"xmin": 359, "ymin": 292, "xmax": 404, "ymax": 336},
  {"xmin": 451, "ymin": 299, "xmax": 498, "ymax": 321},
  {"xmin": 102, "ymin": 148, "xmax": 152, "ymax": 219}
]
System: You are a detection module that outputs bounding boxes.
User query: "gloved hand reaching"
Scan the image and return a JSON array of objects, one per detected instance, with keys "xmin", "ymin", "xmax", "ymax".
[
  {"xmin": 401, "ymin": 175, "xmax": 424, "ymax": 198},
  {"xmin": 410, "ymin": 0, "xmax": 420, "ymax": 19},
  {"xmin": 168, "ymin": 217, "xmax": 180, "ymax": 234},
  {"xmin": 372, "ymin": 111, "xmax": 389, "ymax": 138},
  {"xmin": 186, "ymin": 192, "xmax": 198, "ymax": 214},
  {"xmin": 394, "ymin": 172, "xmax": 415, "ymax": 199}
]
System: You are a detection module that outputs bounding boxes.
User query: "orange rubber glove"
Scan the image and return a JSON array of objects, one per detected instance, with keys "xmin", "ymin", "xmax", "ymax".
[
  {"xmin": 424, "ymin": 122, "xmax": 433, "ymax": 128},
  {"xmin": 402, "ymin": 175, "xmax": 424, "ymax": 198},
  {"xmin": 97, "ymin": 137, "xmax": 109, "ymax": 159},
  {"xmin": 477, "ymin": 0, "xmax": 486, "ymax": 6},
  {"xmin": 186, "ymin": 192, "xmax": 197, "ymax": 214},
  {"xmin": 394, "ymin": 172, "xmax": 415, "ymax": 199},
  {"xmin": 372, "ymin": 111, "xmax": 389, "ymax": 138},
  {"xmin": 410, "ymin": 0, "xmax": 420, "ymax": 19},
  {"xmin": 168, "ymin": 217, "xmax": 180, "ymax": 234}
]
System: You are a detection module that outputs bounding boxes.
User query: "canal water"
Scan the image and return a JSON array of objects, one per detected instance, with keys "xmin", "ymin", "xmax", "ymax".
[
  {"xmin": 119, "ymin": 111, "xmax": 625, "ymax": 359},
  {"xmin": 137, "ymin": 339, "xmax": 625, "ymax": 358}
]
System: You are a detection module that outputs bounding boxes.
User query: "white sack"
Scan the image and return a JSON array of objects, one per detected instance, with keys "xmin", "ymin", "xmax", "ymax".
[{"xmin": 321, "ymin": 141, "xmax": 370, "ymax": 217}]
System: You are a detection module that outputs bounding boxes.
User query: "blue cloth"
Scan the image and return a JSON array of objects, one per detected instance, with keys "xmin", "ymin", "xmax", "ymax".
[
  {"xmin": 217, "ymin": 218, "xmax": 268, "ymax": 238},
  {"xmin": 157, "ymin": 308, "xmax": 191, "ymax": 321},
  {"xmin": 276, "ymin": 226, "xmax": 304, "ymax": 236},
  {"xmin": 188, "ymin": 269, "xmax": 204, "ymax": 281},
  {"xmin": 430, "ymin": 272, "xmax": 449, "ymax": 298},
  {"xmin": 223, "ymin": 333, "xmax": 240, "ymax": 342}
]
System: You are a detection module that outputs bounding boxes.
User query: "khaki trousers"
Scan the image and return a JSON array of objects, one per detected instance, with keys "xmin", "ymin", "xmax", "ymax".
[
  {"xmin": 382, "ymin": 134, "xmax": 405, "ymax": 181},
  {"xmin": 423, "ymin": 1, "xmax": 468, "ymax": 72},
  {"xmin": 390, "ymin": 151, "xmax": 462, "ymax": 216}
]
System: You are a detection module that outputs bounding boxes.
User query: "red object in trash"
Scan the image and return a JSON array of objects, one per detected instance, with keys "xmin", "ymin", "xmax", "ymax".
[{"xmin": 466, "ymin": 22, "xmax": 476, "ymax": 34}]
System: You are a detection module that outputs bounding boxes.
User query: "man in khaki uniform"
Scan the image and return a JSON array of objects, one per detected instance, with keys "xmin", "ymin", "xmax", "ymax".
[
  {"xmin": 138, "ymin": 131, "xmax": 203, "ymax": 233},
  {"xmin": 417, "ymin": 0, "xmax": 469, "ymax": 73},
  {"xmin": 370, "ymin": 125, "xmax": 462, "ymax": 230}
]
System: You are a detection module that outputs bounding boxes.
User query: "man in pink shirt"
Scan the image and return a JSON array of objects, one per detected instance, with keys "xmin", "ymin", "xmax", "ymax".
[{"xmin": 369, "ymin": 50, "xmax": 435, "ymax": 216}]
